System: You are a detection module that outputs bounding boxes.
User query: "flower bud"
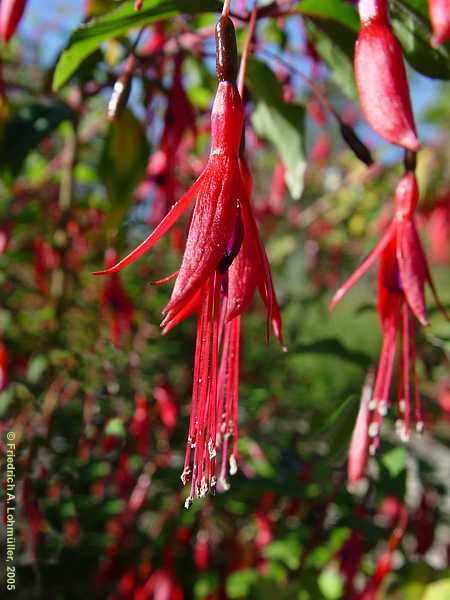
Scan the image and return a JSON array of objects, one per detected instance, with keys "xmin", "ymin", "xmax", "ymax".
[
  {"xmin": 0, "ymin": 0, "xmax": 27, "ymax": 44},
  {"xmin": 428, "ymin": 0, "xmax": 450, "ymax": 46},
  {"xmin": 394, "ymin": 171, "xmax": 418, "ymax": 220},
  {"xmin": 355, "ymin": 4, "xmax": 420, "ymax": 151},
  {"xmin": 215, "ymin": 16, "xmax": 238, "ymax": 83}
]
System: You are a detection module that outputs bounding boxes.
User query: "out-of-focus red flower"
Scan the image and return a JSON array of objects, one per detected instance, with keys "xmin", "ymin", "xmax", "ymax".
[
  {"xmin": 358, "ymin": 504, "xmax": 407, "ymax": 599},
  {"xmin": 130, "ymin": 393, "xmax": 151, "ymax": 456},
  {"xmin": 331, "ymin": 172, "xmax": 447, "ymax": 464},
  {"xmin": 347, "ymin": 370, "xmax": 373, "ymax": 487},
  {"xmin": 194, "ymin": 531, "xmax": 209, "ymax": 571},
  {"xmin": 0, "ymin": 0, "xmax": 28, "ymax": 44},
  {"xmin": 355, "ymin": 0, "xmax": 419, "ymax": 150},
  {"xmin": 0, "ymin": 340, "xmax": 8, "ymax": 391},
  {"xmin": 310, "ymin": 132, "xmax": 331, "ymax": 163},
  {"xmin": 140, "ymin": 53, "xmax": 196, "ymax": 226},
  {"xmin": 428, "ymin": 0, "xmax": 450, "ymax": 46},
  {"xmin": 63, "ymin": 517, "xmax": 81, "ymax": 547},
  {"xmin": 413, "ymin": 492, "xmax": 436, "ymax": 555},
  {"xmin": 337, "ymin": 531, "xmax": 365, "ymax": 598},
  {"xmin": 33, "ymin": 238, "xmax": 59, "ymax": 294},
  {"xmin": 154, "ymin": 384, "xmax": 177, "ymax": 435},
  {"xmin": 267, "ymin": 160, "xmax": 286, "ymax": 216},
  {"xmin": 0, "ymin": 227, "xmax": 9, "ymax": 255},
  {"xmin": 136, "ymin": 551, "xmax": 183, "ymax": 600},
  {"xmin": 100, "ymin": 248, "xmax": 134, "ymax": 348},
  {"xmin": 424, "ymin": 192, "xmax": 450, "ymax": 265},
  {"xmin": 20, "ymin": 478, "xmax": 43, "ymax": 561},
  {"xmin": 307, "ymin": 98, "xmax": 327, "ymax": 126}
]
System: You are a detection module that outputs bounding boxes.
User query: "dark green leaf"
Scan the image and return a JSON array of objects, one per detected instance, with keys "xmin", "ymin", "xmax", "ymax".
[
  {"xmin": 391, "ymin": 0, "xmax": 450, "ymax": 80},
  {"xmin": 293, "ymin": 337, "xmax": 371, "ymax": 369},
  {"xmin": 98, "ymin": 107, "xmax": 149, "ymax": 227},
  {"xmin": 0, "ymin": 103, "xmax": 74, "ymax": 181},
  {"xmin": 247, "ymin": 59, "xmax": 306, "ymax": 199},
  {"xmin": 296, "ymin": 0, "xmax": 359, "ymax": 31},
  {"xmin": 53, "ymin": 0, "xmax": 222, "ymax": 90}
]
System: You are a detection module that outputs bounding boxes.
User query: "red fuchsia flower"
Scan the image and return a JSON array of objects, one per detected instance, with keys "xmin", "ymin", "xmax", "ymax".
[
  {"xmin": 130, "ymin": 392, "xmax": 151, "ymax": 456},
  {"xmin": 100, "ymin": 248, "xmax": 134, "ymax": 349},
  {"xmin": 347, "ymin": 369, "xmax": 374, "ymax": 487},
  {"xmin": 266, "ymin": 160, "xmax": 286, "ymax": 216},
  {"xmin": 0, "ymin": 0, "xmax": 27, "ymax": 43},
  {"xmin": 428, "ymin": 0, "xmax": 450, "ymax": 46},
  {"xmin": 33, "ymin": 238, "xmax": 59, "ymax": 294},
  {"xmin": 355, "ymin": 0, "xmax": 420, "ymax": 151},
  {"xmin": 96, "ymin": 10, "xmax": 283, "ymax": 506},
  {"xmin": 330, "ymin": 172, "xmax": 447, "ymax": 459}
]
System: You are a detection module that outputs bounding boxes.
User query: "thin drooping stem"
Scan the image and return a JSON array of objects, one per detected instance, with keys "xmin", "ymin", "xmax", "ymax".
[{"xmin": 237, "ymin": 2, "xmax": 257, "ymax": 97}]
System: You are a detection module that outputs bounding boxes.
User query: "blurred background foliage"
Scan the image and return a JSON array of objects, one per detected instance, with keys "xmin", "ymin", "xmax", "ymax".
[{"xmin": 0, "ymin": 1, "xmax": 449, "ymax": 599}]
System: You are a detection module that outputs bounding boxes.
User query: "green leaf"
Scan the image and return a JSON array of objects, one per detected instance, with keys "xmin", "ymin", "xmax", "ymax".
[
  {"xmin": 303, "ymin": 19, "xmax": 357, "ymax": 97},
  {"xmin": 247, "ymin": 59, "xmax": 306, "ymax": 199},
  {"xmin": 27, "ymin": 354, "xmax": 49, "ymax": 384},
  {"xmin": 391, "ymin": 0, "xmax": 450, "ymax": 80},
  {"xmin": 264, "ymin": 538, "xmax": 302, "ymax": 569},
  {"xmin": 226, "ymin": 569, "xmax": 258, "ymax": 599},
  {"xmin": 380, "ymin": 446, "xmax": 406, "ymax": 478},
  {"xmin": 318, "ymin": 566, "xmax": 344, "ymax": 600},
  {"xmin": 293, "ymin": 338, "xmax": 371, "ymax": 369},
  {"xmin": 53, "ymin": 0, "xmax": 222, "ymax": 90},
  {"xmin": 98, "ymin": 107, "xmax": 149, "ymax": 226},
  {"xmin": 104, "ymin": 417, "xmax": 126, "ymax": 437},
  {"xmin": 0, "ymin": 103, "xmax": 74, "ymax": 181},
  {"xmin": 423, "ymin": 580, "xmax": 450, "ymax": 600},
  {"xmin": 296, "ymin": 0, "xmax": 359, "ymax": 31}
]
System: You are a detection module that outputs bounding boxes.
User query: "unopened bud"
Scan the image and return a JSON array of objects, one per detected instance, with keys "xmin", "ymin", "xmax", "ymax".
[{"xmin": 215, "ymin": 16, "xmax": 238, "ymax": 83}]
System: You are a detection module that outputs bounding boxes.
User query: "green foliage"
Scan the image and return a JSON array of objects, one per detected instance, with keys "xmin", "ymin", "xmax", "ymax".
[
  {"xmin": 53, "ymin": 0, "xmax": 222, "ymax": 90},
  {"xmin": 247, "ymin": 59, "xmax": 306, "ymax": 199}
]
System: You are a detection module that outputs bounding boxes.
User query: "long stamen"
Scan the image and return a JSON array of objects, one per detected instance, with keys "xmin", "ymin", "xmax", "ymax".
[{"xmin": 401, "ymin": 303, "xmax": 411, "ymax": 440}]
